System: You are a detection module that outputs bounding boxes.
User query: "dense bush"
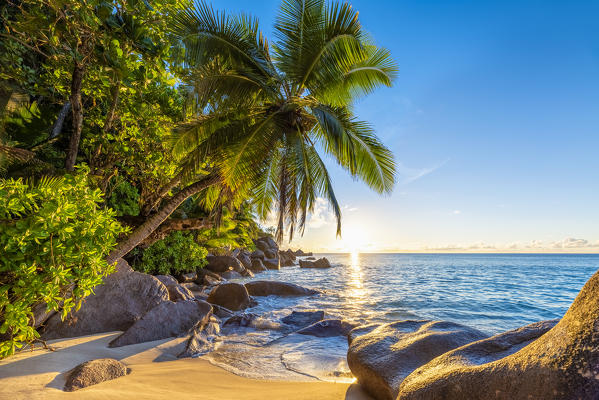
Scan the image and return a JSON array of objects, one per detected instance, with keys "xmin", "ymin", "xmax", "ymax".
[
  {"xmin": 0, "ymin": 170, "xmax": 126, "ymax": 358},
  {"xmin": 133, "ymin": 231, "xmax": 207, "ymax": 276}
]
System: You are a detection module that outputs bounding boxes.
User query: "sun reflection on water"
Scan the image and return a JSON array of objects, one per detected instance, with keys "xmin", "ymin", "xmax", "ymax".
[{"xmin": 347, "ymin": 250, "xmax": 367, "ymax": 301}]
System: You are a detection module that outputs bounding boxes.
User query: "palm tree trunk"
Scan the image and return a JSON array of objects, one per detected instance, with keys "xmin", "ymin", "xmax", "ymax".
[
  {"xmin": 140, "ymin": 171, "xmax": 183, "ymax": 216},
  {"xmin": 65, "ymin": 64, "xmax": 85, "ymax": 171},
  {"xmin": 107, "ymin": 174, "xmax": 220, "ymax": 263}
]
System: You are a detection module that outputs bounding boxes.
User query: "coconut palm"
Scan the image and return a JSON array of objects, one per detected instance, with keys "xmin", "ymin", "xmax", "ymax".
[{"xmin": 108, "ymin": 0, "xmax": 397, "ymax": 261}]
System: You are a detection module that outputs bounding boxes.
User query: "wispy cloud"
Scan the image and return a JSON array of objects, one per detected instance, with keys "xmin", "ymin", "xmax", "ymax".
[
  {"xmin": 423, "ymin": 237, "xmax": 599, "ymax": 252},
  {"xmin": 398, "ymin": 159, "xmax": 449, "ymax": 185}
]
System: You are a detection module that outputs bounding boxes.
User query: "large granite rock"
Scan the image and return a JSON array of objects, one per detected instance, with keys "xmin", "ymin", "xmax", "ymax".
[
  {"xmin": 254, "ymin": 237, "xmax": 278, "ymax": 253},
  {"xmin": 219, "ymin": 270, "xmax": 244, "ymax": 280},
  {"xmin": 155, "ymin": 275, "xmax": 194, "ymax": 301},
  {"xmin": 236, "ymin": 250, "xmax": 252, "ymax": 269},
  {"xmin": 282, "ymin": 310, "xmax": 325, "ymax": 328},
  {"xmin": 205, "ymin": 255, "xmax": 245, "ymax": 273},
  {"xmin": 398, "ymin": 271, "xmax": 599, "ymax": 400},
  {"xmin": 250, "ymin": 249, "xmax": 265, "ymax": 260},
  {"xmin": 166, "ymin": 284, "xmax": 195, "ymax": 302},
  {"xmin": 299, "ymin": 257, "xmax": 331, "ymax": 268},
  {"xmin": 248, "ymin": 258, "xmax": 267, "ymax": 273},
  {"xmin": 397, "ymin": 320, "xmax": 557, "ymax": 399},
  {"xmin": 245, "ymin": 280, "xmax": 318, "ymax": 296},
  {"xmin": 293, "ymin": 249, "xmax": 313, "ymax": 256},
  {"xmin": 297, "ymin": 319, "xmax": 358, "ymax": 337},
  {"xmin": 178, "ymin": 315, "xmax": 221, "ymax": 358},
  {"xmin": 154, "ymin": 275, "xmax": 178, "ymax": 286},
  {"xmin": 347, "ymin": 320, "xmax": 488, "ymax": 400},
  {"xmin": 109, "ymin": 300, "xmax": 212, "ymax": 347},
  {"xmin": 263, "ymin": 258, "xmax": 281, "ymax": 270},
  {"xmin": 206, "ymin": 283, "xmax": 252, "ymax": 311},
  {"xmin": 64, "ymin": 358, "xmax": 128, "ymax": 391},
  {"xmin": 43, "ymin": 259, "xmax": 169, "ymax": 339},
  {"xmin": 279, "ymin": 250, "xmax": 296, "ymax": 267}
]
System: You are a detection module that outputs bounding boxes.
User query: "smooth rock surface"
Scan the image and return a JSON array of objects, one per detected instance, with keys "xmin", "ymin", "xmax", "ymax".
[
  {"xmin": 206, "ymin": 283, "xmax": 252, "ymax": 311},
  {"xmin": 219, "ymin": 270, "xmax": 243, "ymax": 280},
  {"xmin": 250, "ymin": 249, "xmax": 265, "ymax": 260},
  {"xmin": 154, "ymin": 275, "xmax": 178, "ymax": 286},
  {"xmin": 109, "ymin": 300, "xmax": 212, "ymax": 347},
  {"xmin": 249, "ymin": 258, "xmax": 267, "ymax": 272},
  {"xmin": 263, "ymin": 258, "xmax": 281, "ymax": 270},
  {"xmin": 64, "ymin": 358, "xmax": 128, "ymax": 391},
  {"xmin": 398, "ymin": 271, "xmax": 599, "ymax": 399},
  {"xmin": 282, "ymin": 310, "xmax": 326, "ymax": 329},
  {"xmin": 245, "ymin": 281, "xmax": 318, "ymax": 296},
  {"xmin": 347, "ymin": 320, "xmax": 488, "ymax": 400},
  {"xmin": 299, "ymin": 257, "xmax": 331, "ymax": 269},
  {"xmin": 43, "ymin": 259, "xmax": 169, "ymax": 339},
  {"xmin": 166, "ymin": 284, "xmax": 195, "ymax": 302},
  {"xmin": 205, "ymin": 255, "xmax": 245, "ymax": 273},
  {"xmin": 297, "ymin": 319, "xmax": 357, "ymax": 337}
]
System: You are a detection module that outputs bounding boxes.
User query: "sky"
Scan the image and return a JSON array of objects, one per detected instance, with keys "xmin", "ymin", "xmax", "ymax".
[{"xmin": 213, "ymin": 0, "xmax": 599, "ymax": 253}]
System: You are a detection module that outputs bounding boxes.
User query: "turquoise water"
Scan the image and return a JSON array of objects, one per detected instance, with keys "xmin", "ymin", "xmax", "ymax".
[{"xmin": 203, "ymin": 253, "xmax": 599, "ymax": 381}]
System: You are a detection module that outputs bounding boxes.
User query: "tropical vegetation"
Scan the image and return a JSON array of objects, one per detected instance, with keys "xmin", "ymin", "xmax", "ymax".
[{"xmin": 0, "ymin": 0, "xmax": 396, "ymax": 357}]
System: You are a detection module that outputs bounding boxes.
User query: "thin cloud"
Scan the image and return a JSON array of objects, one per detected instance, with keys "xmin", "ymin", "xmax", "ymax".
[{"xmin": 398, "ymin": 159, "xmax": 449, "ymax": 185}]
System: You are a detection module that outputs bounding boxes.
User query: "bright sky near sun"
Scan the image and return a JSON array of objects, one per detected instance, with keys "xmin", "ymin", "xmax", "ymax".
[{"xmin": 214, "ymin": 0, "xmax": 599, "ymax": 253}]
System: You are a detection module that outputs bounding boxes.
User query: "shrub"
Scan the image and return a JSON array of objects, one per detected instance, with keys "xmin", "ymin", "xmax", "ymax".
[
  {"xmin": 0, "ymin": 170, "xmax": 127, "ymax": 358},
  {"xmin": 105, "ymin": 180, "xmax": 140, "ymax": 217},
  {"xmin": 134, "ymin": 231, "xmax": 207, "ymax": 276}
]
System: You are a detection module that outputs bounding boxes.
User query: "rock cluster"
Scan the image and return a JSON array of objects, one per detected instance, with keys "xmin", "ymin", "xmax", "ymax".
[
  {"xmin": 347, "ymin": 320, "xmax": 488, "ymax": 400},
  {"xmin": 299, "ymin": 257, "xmax": 331, "ymax": 268}
]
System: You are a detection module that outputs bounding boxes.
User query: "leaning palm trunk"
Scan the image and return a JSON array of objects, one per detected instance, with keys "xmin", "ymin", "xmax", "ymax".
[{"xmin": 107, "ymin": 173, "xmax": 220, "ymax": 263}]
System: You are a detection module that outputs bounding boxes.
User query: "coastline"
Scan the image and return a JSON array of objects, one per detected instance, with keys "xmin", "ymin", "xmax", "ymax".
[{"xmin": 0, "ymin": 332, "xmax": 369, "ymax": 400}]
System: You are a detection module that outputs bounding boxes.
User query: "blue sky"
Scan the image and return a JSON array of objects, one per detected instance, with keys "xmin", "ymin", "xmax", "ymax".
[{"xmin": 214, "ymin": 0, "xmax": 599, "ymax": 252}]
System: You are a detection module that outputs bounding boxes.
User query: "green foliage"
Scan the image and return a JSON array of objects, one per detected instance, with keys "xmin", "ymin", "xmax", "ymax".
[
  {"xmin": 105, "ymin": 180, "xmax": 140, "ymax": 217},
  {"xmin": 134, "ymin": 231, "xmax": 207, "ymax": 276},
  {"xmin": 0, "ymin": 169, "xmax": 127, "ymax": 358},
  {"xmin": 170, "ymin": 0, "xmax": 397, "ymax": 242}
]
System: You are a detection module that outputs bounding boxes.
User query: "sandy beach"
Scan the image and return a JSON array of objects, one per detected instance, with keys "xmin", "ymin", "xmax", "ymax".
[{"xmin": 0, "ymin": 332, "xmax": 370, "ymax": 400}]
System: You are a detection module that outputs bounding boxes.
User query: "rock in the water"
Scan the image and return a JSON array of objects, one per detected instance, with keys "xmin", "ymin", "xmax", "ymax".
[
  {"xmin": 249, "ymin": 258, "xmax": 267, "ymax": 272},
  {"xmin": 347, "ymin": 320, "xmax": 488, "ymax": 400},
  {"xmin": 250, "ymin": 249, "xmax": 265, "ymax": 260},
  {"xmin": 223, "ymin": 313, "xmax": 260, "ymax": 328},
  {"xmin": 293, "ymin": 249, "xmax": 313, "ymax": 256},
  {"xmin": 206, "ymin": 283, "xmax": 252, "ymax": 311},
  {"xmin": 279, "ymin": 250, "xmax": 296, "ymax": 266},
  {"xmin": 264, "ymin": 249, "xmax": 278, "ymax": 259},
  {"xmin": 64, "ymin": 358, "xmax": 128, "ymax": 391},
  {"xmin": 297, "ymin": 319, "xmax": 358, "ymax": 337},
  {"xmin": 245, "ymin": 280, "xmax": 318, "ymax": 296},
  {"xmin": 211, "ymin": 304, "xmax": 234, "ymax": 319},
  {"xmin": 236, "ymin": 250, "xmax": 252, "ymax": 269},
  {"xmin": 219, "ymin": 270, "xmax": 244, "ymax": 280},
  {"xmin": 178, "ymin": 315, "xmax": 221, "ymax": 358},
  {"xmin": 397, "ymin": 272, "xmax": 599, "ymax": 400},
  {"xmin": 299, "ymin": 257, "xmax": 331, "ymax": 268},
  {"xmin": 282, "ymin": 310, "xmax": 325, "ymax": 328},
  {"xmin": 166, "ymin": 284, "xmax": 195, "ymax": 302},
  {"xmin": 43, "ymin": 259, "xmax": 169, "ymax": 339},
  {"xmin": 109, "ymin": 300, "xmax": 212, "ymax": 347},
  {"xmin": 263, "ymin": 258, "xmax": 280, "ymax": 270},
  {"xmin": 241, "ymin": 268, "xmax": 254, "ymax": 278},
  {"xmin": 205, "ymin": 255, "xmax": 245, "ymax": 273}
]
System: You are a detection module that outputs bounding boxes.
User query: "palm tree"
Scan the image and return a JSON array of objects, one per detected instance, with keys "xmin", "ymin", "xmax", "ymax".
[{"xmin": 108, "ymin": 0, "xmax": 397, "ymax": 262}]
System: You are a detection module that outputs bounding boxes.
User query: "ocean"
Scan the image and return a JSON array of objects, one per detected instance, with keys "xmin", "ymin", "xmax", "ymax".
[{"xmin": 201, "ymin": 253, "xmax": 599, "ymax": 382}]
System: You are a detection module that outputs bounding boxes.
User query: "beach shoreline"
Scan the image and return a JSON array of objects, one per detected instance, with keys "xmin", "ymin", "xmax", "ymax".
[{"xmin": 0, "ymin": 332, "xmax": 370, "ymax": 400}]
